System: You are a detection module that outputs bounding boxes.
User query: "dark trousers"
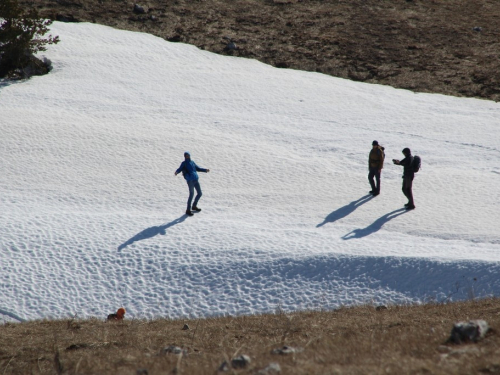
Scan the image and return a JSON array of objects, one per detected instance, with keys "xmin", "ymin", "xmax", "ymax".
[
  {"xmin": 187, "ymin": 180, "xmax": 202, "ymax": 210},
  {"xmin": 368, "ymin": 167, "xmax": 381, "ymax": 193},
  {"xmin": 402, "ymin": 176, "xmax": 414, "ymax": 206}
]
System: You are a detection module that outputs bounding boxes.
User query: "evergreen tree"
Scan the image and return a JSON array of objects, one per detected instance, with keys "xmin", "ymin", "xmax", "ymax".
[{"xmin": 0, "ymin": 0, "xmax": 60, "ymax": 79}]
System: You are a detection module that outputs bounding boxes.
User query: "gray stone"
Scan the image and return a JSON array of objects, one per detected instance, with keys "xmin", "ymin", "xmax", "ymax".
[
  {"xmin": 218, "ymin": 361, "xmax": 230, "ymax": 372},
  {"xmin": 258, "ymin": 362, "xmax": 281, "ymax": 374},
  {"xmin": 449, "ymin": 319, "xmax": 489, "ymax": 344},
  {"xmin": 160, "ymin": 345, "xmax": 187, "ymax": 355},
  {"xmin": 133, "ymin": 4, "xmax": 146, "ymax": 14},
  {"xmin": 271, "ymin": 345, "xmax": 303, "ymax": 355},
  {"xmin": 231, "ymin": 354, "xmax": 251, "ymax": 368},
  {"xmin": 224, "ymin": 41, "xmax": 237, "ymax": 51}
]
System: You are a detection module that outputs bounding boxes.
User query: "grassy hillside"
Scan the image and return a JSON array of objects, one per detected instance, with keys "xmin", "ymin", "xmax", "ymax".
[{"xmin": 1, "ymin": 298, "xmax": 499, "ymax": 374}]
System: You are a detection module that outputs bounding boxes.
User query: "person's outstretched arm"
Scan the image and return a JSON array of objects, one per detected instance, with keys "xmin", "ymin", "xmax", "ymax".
[
  {"xmin": 175, "ymin": 161, "xmax": 185, "ymax": 175},
  {"xmin": 194, "ymin": 163, "xmax": 210, "ymax": 173}
]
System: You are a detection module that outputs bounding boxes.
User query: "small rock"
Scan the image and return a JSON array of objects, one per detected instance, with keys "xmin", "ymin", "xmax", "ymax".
[
  {"xmin": 136, "ymin": 369, "xmax": 148, "ymax": 375},
  {"xmin": 231, "ymin": 354, "xmax": 251, "ymax": 369},
  {"xmin": 224, "ymin": 41, "xmax": 237, "ymax": 51},
  {"xmin": 218, "ymin": 361, "xmax": 230, "ymax": 372},
  {"xmin": 160, "ymin": 345, "xmax": 187, "ymax": 355},
  {"xmin": 271, "ymin": 345, "xmax": 303, "ymax": 355},
  {"xmin": 448, "ymin": 320, "xmax": 489, "ymax": 344},
  {"xmin": 376, "ymin": 305, "xmax": 388, "ymax": 311},
  {"xmin": 222, "ymin": 36, "xmax": 237, "ymax": 52},
  {"xmin": 133, "ymin": 4, "xmax": 146, "ymax": 14},
  {"xmin": 258, "ymin": 362, "xmax": 281, "ymax": 374},
  {"xmin": 472, "ymin": 27, "xmax": 482, "ymax": 32},
  {"xmin": 182, "ymin": 323, "xmax": 189, "ymax": 330}
]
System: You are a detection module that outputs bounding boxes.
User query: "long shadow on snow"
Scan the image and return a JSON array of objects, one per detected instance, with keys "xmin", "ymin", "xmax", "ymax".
[
  {"xmin": 113, "ymin": 251, "xmax": 500, "ymax": 317},
  {"xmin": 317, "ymin": 194, "xmax": 373, "ymax": 228},
  {"xmin": 342, "ymin": 208, "xmax": 408, "ymax": 240},
  {"xmin": 118, "ymin": 215, "xmax": 188, "ymax": 251},
  {"xmin": 0, "ymin": 308, "xmax": 26, "ymax": 322}
]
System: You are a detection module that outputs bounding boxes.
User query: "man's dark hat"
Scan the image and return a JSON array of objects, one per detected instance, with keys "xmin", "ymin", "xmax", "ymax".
[
  {"xmin": 372, "ymin": 140, "xmax": 379, "ymax": 146},
  {"xmin": 402, "ymin": 148, "xmax": 411, "ymax": 155}
]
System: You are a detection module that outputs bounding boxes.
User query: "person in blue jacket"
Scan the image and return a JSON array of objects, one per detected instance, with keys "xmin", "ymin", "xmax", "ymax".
[{"xmin": 175, "ymin": 152, "xmax": 210, "ymax": 216}]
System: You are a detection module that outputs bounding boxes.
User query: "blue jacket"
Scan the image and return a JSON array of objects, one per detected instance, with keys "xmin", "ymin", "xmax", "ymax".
[{"xmin": 176, "ymin": 159, "xmax": 207, "ymax": 182}]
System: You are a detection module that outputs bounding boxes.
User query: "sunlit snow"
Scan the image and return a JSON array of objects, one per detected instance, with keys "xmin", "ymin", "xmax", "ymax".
[{"xmin": 1, "ymin": 22, "xmax": 499, "ymax": 322}]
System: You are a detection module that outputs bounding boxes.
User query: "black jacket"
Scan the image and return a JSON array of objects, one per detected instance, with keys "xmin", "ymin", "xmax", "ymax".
[{"xmin": 399, "ymin": 156, "xmax": 414, "ymax": 178}]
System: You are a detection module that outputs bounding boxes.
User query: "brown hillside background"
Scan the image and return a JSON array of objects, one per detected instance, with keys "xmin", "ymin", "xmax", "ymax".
[{"xmin": 20, "ymin": 0, "xmax": 500, "ymax": 102}]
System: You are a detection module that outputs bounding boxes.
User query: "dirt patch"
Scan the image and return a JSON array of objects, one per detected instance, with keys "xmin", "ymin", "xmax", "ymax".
[{"xmin": 20, "ymin": 0, "xmax": 500, "ymax": 101}]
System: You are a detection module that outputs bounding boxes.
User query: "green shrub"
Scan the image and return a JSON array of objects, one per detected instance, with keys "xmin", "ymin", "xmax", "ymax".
[{"xmin": 0, "ymin": 0, "xmax": 60, "ymax": 79}]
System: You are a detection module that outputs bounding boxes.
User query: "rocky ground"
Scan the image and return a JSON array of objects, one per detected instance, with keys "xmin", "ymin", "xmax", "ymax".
[
  {"xmin": 2, "ymin": 299, "xmax": 500, "ymax": 374},
  {"xmin": 20, "ymin": 0, "xmax": 500, "ymax": 102}
]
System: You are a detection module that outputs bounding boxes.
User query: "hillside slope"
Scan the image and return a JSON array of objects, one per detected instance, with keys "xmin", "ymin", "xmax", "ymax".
[{"xmin": 21, "ymin": 0, "xmax": 500, "ymax": 101}]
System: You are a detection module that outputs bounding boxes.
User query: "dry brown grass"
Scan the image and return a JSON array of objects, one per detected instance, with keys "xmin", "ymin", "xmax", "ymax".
[{"xmin": 1, "ymin": 298, "xmax": 500, "ymax": 374}]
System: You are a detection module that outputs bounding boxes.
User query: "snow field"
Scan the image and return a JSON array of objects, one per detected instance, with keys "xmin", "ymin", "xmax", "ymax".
[{"xmin": 0, "ymin": 22, "xmax": 499, "ymax": 321}]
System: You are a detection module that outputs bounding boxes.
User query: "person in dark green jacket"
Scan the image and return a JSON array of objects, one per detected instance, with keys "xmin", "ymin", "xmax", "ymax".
[{"xmin": 368, "ymin": 140, "xmax": 384, "ymax": 196}]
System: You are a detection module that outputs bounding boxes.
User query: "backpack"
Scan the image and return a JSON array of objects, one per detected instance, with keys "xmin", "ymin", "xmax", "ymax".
[
  {"xmin": 370, "ymin": 146, "xmax": 385, "ymax": 167},
  {"xmin": 379, "ymin": 146, "xmax": 385, "ymax": 159},
  {"xmin": 411, "ymin": 155, "xmax": 421, "ymax": 173},
  {"xmin": 375, "ymin": 146, "xmax": 385, "ymax": 161}
]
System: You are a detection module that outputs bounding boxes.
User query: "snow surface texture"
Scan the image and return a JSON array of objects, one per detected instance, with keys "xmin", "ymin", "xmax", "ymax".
[{"xmin": 1, "ymin": 22, "xmax": 499, "ymax": 322}]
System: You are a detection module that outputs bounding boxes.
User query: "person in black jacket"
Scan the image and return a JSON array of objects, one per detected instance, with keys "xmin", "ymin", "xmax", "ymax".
[{"xmin": 393, "ymin": 148, "xmax": 415, "ymax": 210}]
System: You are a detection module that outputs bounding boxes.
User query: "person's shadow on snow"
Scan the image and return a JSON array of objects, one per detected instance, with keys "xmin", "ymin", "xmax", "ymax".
[
  {"xmin": 317, "ymin": 194, "xmax": 373, "ymax": 228},
  {"xmin": 341, "ymin": 208, "xmax": 408, "ymax": 240},
  {"xmin": 118, "ymin": 215, "xmax": 187, "ymax": 251}
]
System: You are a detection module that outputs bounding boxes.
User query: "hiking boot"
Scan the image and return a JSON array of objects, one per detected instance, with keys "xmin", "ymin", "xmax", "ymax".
[
  {"xmin": 405, "ymin": 205, "xmax": 416, "ymax": 210},
  {"xmin": 186, "ymin": 210, "xmax": 194, "ymax": 216},
  {"xmin": 192, "ymin": 206, "xmax": 201, "ymax": 212},
  {"xmin": 372, "ymin": 192, "xmax": 379, "ymax": 196}
]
